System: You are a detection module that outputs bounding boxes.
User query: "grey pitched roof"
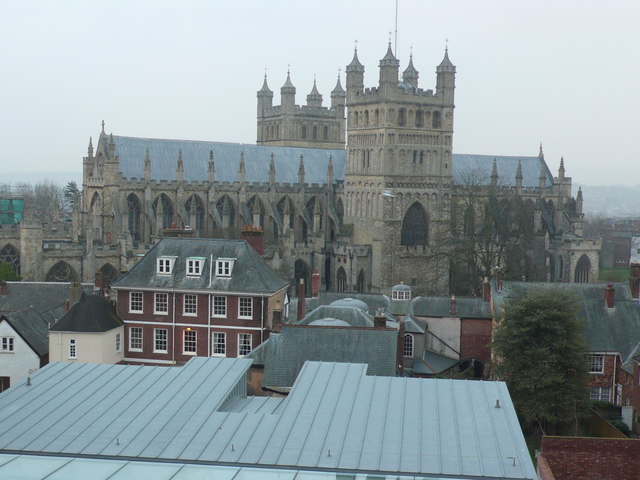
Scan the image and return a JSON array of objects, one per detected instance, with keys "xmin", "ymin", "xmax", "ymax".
[
  {"xmin": 452, "ymin": 153, "xmax": 553, "ymax": 188},
  {"xmin": 0, "ymin": 282, "xmax": 94, "ymax": 316},
  {"xmin": 0, "ymin": 307, "xmax": 50, "ymax": 357},
  {"xmin": 112, "ymin": 237, "xmax": 287, "ymax": 294},
  {"xmin": 413, "ymin": 350, "xmax": 459, "ymax": 375},
  {"xmin": 296, "ymin": 305, "xmax": 374, "ymax": 327},
  {"xmin": 110, "ymin": 134, "xmax": 552, "ymax": 190},
  {"xmin": 411, "ymin": 295, "xmax": 492, "ymax": 318},
  {"xmin": 494, "ymin": 281, "xmax": 640, "ymax": 366},
  {"xmin": 252, "ymin": 325, "xmax": 398, "ymax": 388},
  {"xmin": 301, "ymin": 292, "xmax": 391, "ymax": 318},
  {"xmin": 50, "ymin": 293, "xmax": 123, "ymax": 333},
  {"xmin": 112, "ymin": 135, "xmax": 344, "ymax": 185},
  {"xmin": 0, "ymin": 357, "xmax": 536, "ymax": 479}
]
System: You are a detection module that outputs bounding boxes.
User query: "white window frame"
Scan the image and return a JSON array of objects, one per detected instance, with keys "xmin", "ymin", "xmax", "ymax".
[
  {"xmin": 129, "ymin": 327, "xmax": 143, "ymax": 352},
  {"xmin": 213, "ymin": 296, "xmax": 227, "ymax": 318},
  {"xmin": 129, "ymin": 291, "xmax": 143, "ymax": 313},
  {"xmin": 186, "ymin": 257, "xmax": 205, "ymax": 276},
  {"xmin": 183, "ymin": 329, "xmax": 197, "ymax": 355},
  {"xmin": 1, "ymin": 336, "xmax": 14, "ymax": 353},
  {"xmin": 154, "ymin": 328, "xmax": 168, "ymax": 353},
  {"xmin": 68, "ymin": 339, "xmax": 77, "ymax": 359},
  {"xmin": 154, "ymin": 293, "xmax": 169, "ymax": 315},
  {"xmin": 216, "ymin": 258, "xmax": 235, "ymax": 277},
  {"xmin": 403, "ymin": 333, "xmax": 414, "ymax": 357},
  {"xmin": 115, "ymin": 333, "xmax": 121, "ymax": 352},
  {"xmin": 589, "ymin": 354, "xmax": 605, "ymax": 374},
  {"xmin": 157, "ymin": 256, "xmax": 175, "ymax": 275},
  {"xmin": 212, "ymin": 332, "xmax": 226, "ymax": 356},
  {"xmin": 238, "ymin": 297, "xmax": 253, "ymax": 319},
  {"xmin": 183, "ymin": 294, "xmax": 197, "ymax": 316},
  {"xmin": 238, "ymin": 333, "xmax": 252, "ymax": 357},
  {"xmin": 590, "ymin": 386, "xmax": 611, "ymax": 402}
]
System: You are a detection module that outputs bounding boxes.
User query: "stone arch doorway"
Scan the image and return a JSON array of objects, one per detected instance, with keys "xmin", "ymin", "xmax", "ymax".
[
  {"xmin": 574, "ymin": 254, "xmax": 591, "ymax": 283},
  {"xmin": 45, "ymin": 261, "xmax": 79, "ymax": 283}
]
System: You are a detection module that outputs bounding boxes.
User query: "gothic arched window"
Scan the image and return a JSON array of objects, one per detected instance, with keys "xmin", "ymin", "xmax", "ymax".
[
  {"xmin": 336, "ymin": 267, "xmax": 347, "ymax": 293},
  {"xmin": 127, "ymin": 193, "xmax": 142, "ymax": 242},
  {"xmin": 295, "ymin": 259, "xmax": 311, "ymax": 297},
  {"xmin": 356, "ymin": 269, "xmax": 366, "ymax": 293},
  {"xmin": 575, "ymin": 255, "xmax": 591, "ymax": 283},
  {"xmin": 216, "ymin": 195, "xmax": 235, "ymax": 228},
  {"xmin": 185, "ymin": 195, "xmax": 205, "ymax": 231},
  {"xmin": 0, "ymin": 244, "xmax": 20, "ymax": 275},
  {"xmin": 153, "ymin": 194, "xmax": 174, "ymax": 229},
  {"xmin": 432, "ymin": 111, "xmax": 441, "ymax": 128},
  {"xmin": 301, "ymin": 125, "xmax": 307, "ymax": 139},
  {"xmin": 401, "ymin": 202, "xmax": 428, "ymax": 246},
  {"xmin": 45, "ymin": 261, "xmax": 79, "ymax": 282}
]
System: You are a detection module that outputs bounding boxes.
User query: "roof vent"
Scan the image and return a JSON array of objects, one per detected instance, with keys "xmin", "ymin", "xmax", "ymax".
[
  {"xmin": 26, "ymin": 376, "xmax": 31, "ymax": 386},
  {"xmin": 495, "ymin": 399, "xmax": 501, "ymax": 408}
]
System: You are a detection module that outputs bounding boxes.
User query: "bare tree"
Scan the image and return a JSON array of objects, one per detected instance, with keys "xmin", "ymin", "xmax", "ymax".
[{"xmin": 20, "ymin": 181, "xmax": 65, "ymax": 223}]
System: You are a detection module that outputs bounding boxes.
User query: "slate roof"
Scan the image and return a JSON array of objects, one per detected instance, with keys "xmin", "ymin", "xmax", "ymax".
[
  {"xmin": 112, "ymin": 237, "xmax": 288, "ymax": 294},
  {"xmin": 0, "ymin": 282, "xmax": 94, "ymax": 317},
  {"xmin": 0, "ymin": 307, "xmax": 50, "ymax": 357},
  {"xmin": 411, "ymin": 296, "xmax": 492, "ymax": 318},
  {"xmin": 249, "ymin": 325, "xmax": 398, "ymax": 388},
  {"xmin": 493, "ymin": 281, "xmax": 640, "ymax": 370},
  {"xmin": 50, "ymin": 293, "xmax": 123, "ymax": 333},
  {"xmin": 0, "ymin": 357, "xmax": 536, "ymax": 479},
  {"xmin": 109, "ymin": 134, "xmax": 552, "ymax": 189}
]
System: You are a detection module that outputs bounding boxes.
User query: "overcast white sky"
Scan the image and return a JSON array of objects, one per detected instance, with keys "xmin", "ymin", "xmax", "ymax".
[{"xmin": 1, "ymin": 0, "xmax": 638, "ymax": 187}]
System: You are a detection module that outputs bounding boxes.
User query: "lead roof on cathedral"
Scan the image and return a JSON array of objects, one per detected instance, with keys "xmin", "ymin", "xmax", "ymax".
[{"xmin": 110, "ymin": 135, "xmax": 551, "ymax": 188}]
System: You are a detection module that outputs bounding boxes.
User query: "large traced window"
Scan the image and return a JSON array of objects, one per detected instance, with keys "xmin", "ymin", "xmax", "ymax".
[
  {"xmin": 127, "ymin": 194, "xmax": 142, "ymax": 242},
  {"xmin": 0, "ymin": 244, "xmax": 20, "ymax": 275},
  {"xmin": 401, "ymin": 202, "xmax": 428, "ymax": 246},
  {"xmin": 152, "ymin": 194, "xmax": 174, "ymax": 230}
]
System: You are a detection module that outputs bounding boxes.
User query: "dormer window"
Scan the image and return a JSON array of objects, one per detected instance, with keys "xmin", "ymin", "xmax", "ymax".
[
  {"xmin": 186, "ymin": 257, "xmax": 205, "ymax": 276},
  {"xmin": 216, "ymin": 258, "xmax": 235, "ymax": 277},
  {"xmin": 157, "ymin": 256, "xmax": 176, "ymax": 274}
]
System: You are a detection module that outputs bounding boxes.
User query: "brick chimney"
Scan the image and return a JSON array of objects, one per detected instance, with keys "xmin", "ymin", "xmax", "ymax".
[
  {"xmin": 272, "ymin": 309, "xmax": 283, "ymax": 332},
  {"xmin": 63, "ymin": 299, "xmax": 70, "ymax": 313},
  {"xmin": 604, "ymin": 283, "xmax": 615, "ymax": 309},
  {"xmin": 311, "ymin": 268, "xmax": 320, "ymax": 298},
  {"xmin": 374, "ymin": 310, "xmax": 386, "ymax": 328},
  {"xmin": 95, "ymin": 270, "xmax": 104, "ymax": 291},
  {"xmin": 482, "ymin": 277, "xmax": 491, "ymax": 302},
  {"xmin": 449, "ymin": 295, "xmax": 457, "ymax": 316},
  {"xmin": 630, "ymin": 262, "xmax": 640, "ymax": 299},
  {"xmin": 242, "ymin": 225, "xmax": 264, "ymax": 256},
  {"xmin": 0, "ymin": 280, "xmax": 8, "ymax": 296},
  {"xmin": 396, "ymin": 318, "xmax": 405, "ymax": 376},
  {"xmin": 296, "ymin": 279, "xmax": 305, "ymax": 321}
]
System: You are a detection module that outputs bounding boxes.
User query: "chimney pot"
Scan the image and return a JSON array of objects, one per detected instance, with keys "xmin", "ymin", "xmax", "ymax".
[
  {"xmin": 482, "ymin": 277, "xmax": 491, "ymax": 302},
  {"xmin": 296, "ymin": 279, "xmax": 306, "ymax": 320},
  {"xmin": 374, "ymin": 312, "xmax": 386, "ymax": 328},
  {"xmin": 0, "ymin": 280, "xmax": 8, "ymax": 296},
  {"xmin": 311, "ymin": 269, "xmax": 320, "ymax": 298},
  {"xmin": 242, "ymin": 226, "xmax": 264, "ymax": 256},
  {"xmin": 604, "ymin": 283, "xmax": 615, "ymax": 308},
  {"xmin": 630, "ymin": 262, "xmax": 640, "ymax": 299}
]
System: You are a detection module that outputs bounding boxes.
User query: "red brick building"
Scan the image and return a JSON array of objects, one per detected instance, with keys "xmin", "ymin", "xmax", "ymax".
[{"xmin": 112, "ymin": 237, "xmax": 288, "ymax": 365}]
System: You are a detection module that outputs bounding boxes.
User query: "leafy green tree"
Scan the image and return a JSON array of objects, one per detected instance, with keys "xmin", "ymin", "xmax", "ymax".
[
  {"xmin": 0, "ymin": 261, "xmax": 20, "ymax": 281},
  {"xmin": 492, "ymin": 288, "xmax": 589, "ymax": 434}
]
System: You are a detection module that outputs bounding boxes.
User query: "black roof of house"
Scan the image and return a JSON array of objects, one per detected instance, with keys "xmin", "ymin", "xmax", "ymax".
[
  {"xmin": 50, "ymin": 293, "xmax": 123, "ymax": 333},
  {"xmin": 0, "ymin": 307, "xmax": 50, "ymax": 357},
  {"xmin": 112, "ymin": 237, "xmax": 288, "ymax": 294},
  {"xmin": 0, "ymin": 282, "xmax": 94, "ymax": 318}
]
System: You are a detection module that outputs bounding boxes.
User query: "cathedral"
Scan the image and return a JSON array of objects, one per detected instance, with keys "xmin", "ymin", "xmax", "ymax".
[{"xmin": 0, "ymin": 43, "xmax": 600, "ymax": 295}]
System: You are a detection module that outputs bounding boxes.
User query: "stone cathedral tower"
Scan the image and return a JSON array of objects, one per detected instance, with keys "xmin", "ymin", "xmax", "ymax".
[{"xmin": 343, "ymin": 44, "xmax": 456, "ymax": 293}]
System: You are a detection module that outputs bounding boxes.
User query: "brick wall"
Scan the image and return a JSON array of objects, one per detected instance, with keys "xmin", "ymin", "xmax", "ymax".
[
  {"xmin": 459, "ymin": 317, "xmax": 492, "ymax": 366},
  {"xmin": 541, "ymin": 436, "xmax": 640, "ymax": 480}
]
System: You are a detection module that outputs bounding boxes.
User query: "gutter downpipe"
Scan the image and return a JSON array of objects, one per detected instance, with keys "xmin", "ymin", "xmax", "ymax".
[
  {"xmin": 172, "ymin": 290, "xmax": 176, "ymax": 366},
  {"xmin": 208, "ymin": 254, "xmax": 213, "ymax": 357},
  {"xmin": 260, "ymin": 293, "xmax": 265, "ymax": 345},
  {"xmin": 612, "ymin": 352, "xmax": 617, "ymax": 404}
]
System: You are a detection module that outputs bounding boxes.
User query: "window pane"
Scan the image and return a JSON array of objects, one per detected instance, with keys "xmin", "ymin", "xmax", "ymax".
[{"xmin": 213, "ymin": 332, "xmax": 226, "ymax": 356}]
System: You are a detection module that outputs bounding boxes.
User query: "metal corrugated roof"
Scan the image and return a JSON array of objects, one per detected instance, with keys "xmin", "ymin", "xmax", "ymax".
[
  {"xmin": 110, "ymin": 135, "xmax": 551, "ymax": 189},
  {"xmin": 0, "ymin": 357, "xmax": 536, "ymax": 479}
]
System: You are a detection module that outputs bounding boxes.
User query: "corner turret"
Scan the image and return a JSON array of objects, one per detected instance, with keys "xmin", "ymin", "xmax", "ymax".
[
  {"xmin": 306, "ymin": 78, "xmax": 323, "ymax": 108},
  {"xmin": 402, "ymin": 53, "xmax": 419, "ymax": 89},
  {"xmin": 379, "ymin": 42, "xmax": 400, "ymax": 93},
  {"xmin": 281, "ymin": 70, "xmax": 296, "ymax": 111},
  {"xmin": 257, "ymin": 73, "xmax": 273, "ymax": 117},
  {"xmin": 346, "ymin": 46, "xmax": 364, "ymax": 100},
  {"xmin": 436, "ymin": 47, "xmax": 456, "ymax": 104}
]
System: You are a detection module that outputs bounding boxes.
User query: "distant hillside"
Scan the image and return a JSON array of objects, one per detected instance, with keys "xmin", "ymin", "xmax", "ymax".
[
  {"xmin": 2, "ymin": 171, "xmax": 82, "ymax": 188},
  {"xmin": 580, "ymin": 185, "xmax": 640, "ymax": 217}
]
